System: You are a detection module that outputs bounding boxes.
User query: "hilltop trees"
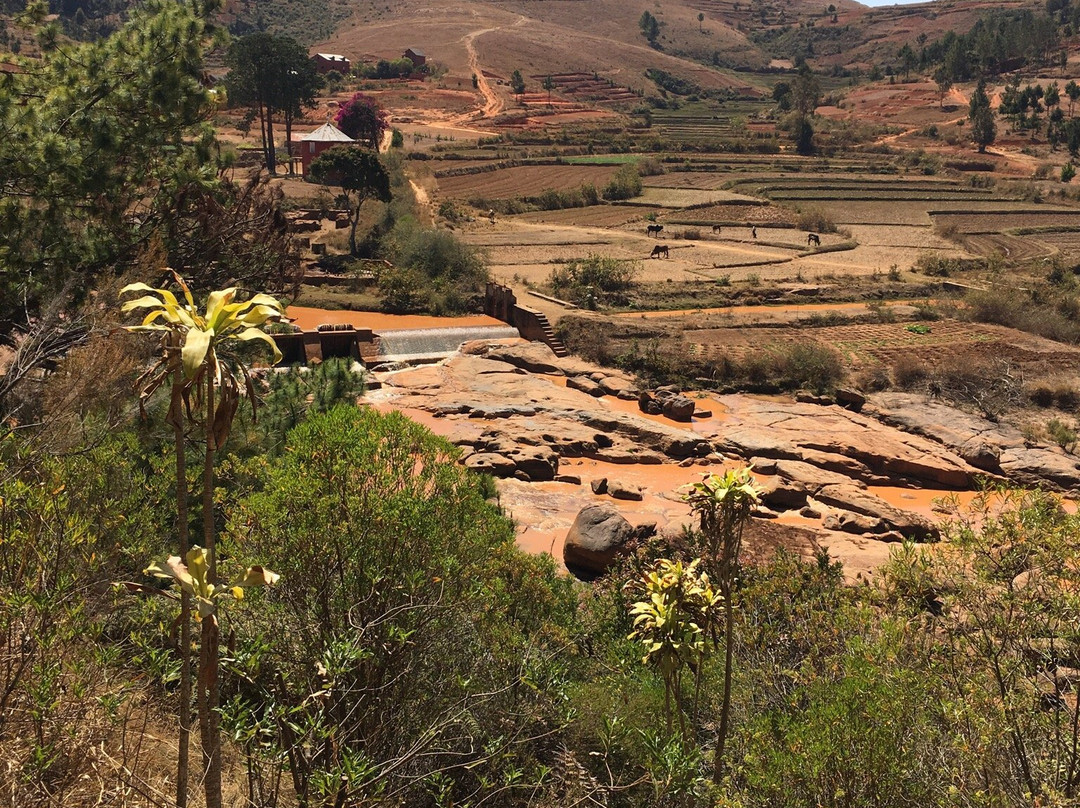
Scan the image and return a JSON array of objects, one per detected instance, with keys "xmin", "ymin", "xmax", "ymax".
[
  {"xmin": 510, "ymin": 69, "xmax": 526, "ymax": 95},
  {"xmin": 225, "ymin": 33, "xmax": 322, "ymax": 174},
  {"xmin": 639, "ymin": 9, "xmax": 660, "ymax": 44}
]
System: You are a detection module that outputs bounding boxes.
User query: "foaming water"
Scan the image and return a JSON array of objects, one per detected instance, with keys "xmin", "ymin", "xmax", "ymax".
[{"xmin": 378, "ymin": 325, "xmax": 521, "ymax": 363}]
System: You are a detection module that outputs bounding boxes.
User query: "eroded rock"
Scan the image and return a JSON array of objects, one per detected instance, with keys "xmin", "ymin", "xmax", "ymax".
[{"xmin": 563, "ymin": 505, "xmax": 655, "ymax": 579}]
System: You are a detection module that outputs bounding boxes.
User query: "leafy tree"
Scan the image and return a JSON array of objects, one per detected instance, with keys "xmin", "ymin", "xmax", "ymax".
[
  {"xmin": 698, "ymin": 11, "xmax": 704, "ymax": 31},
  {"xmin": 543, "ymin": 74, "xmax": 555, "ymax": 105},
  {"xmin": 1066, "ymin": 79, "xmax": 1080, "ymax": 116},
  {"xmin": 639, "ymin": 9, "xmax": 660, "ymax": 43},
  {"xmin": 334, "ymin": 92, "xmax": 389, "ymax": 149},
  {"xmin": 310, "ymin": 147, "xmax": 391, "ymax": 254},
  {"xmin": 120, "ymin": 274, "xmax": 285, "ymax": 808},
  {"xmin": 225, "ymin": 33, "xmax": 321, "ymax": 174},
  {"xmin": 897, "ymin": 43, "xmax": 916, "ymax": 80},
  {"xmin": 969, "ymin": 79, "xmax": 997, "ymax": 153},
  {"xmin": 933, "ymin": 65, "xmax": 953, "ymax": 110},
  {"xmin": 510, "ymin": 68, "xmax": 525, "ymax": 95},
  {"xmin": 792, "ymin": 114, "xmax": 815, "ymax": 155},
  {"xmin": 791, "ymin": 66, "xmax": 821, "ymax": 115}
]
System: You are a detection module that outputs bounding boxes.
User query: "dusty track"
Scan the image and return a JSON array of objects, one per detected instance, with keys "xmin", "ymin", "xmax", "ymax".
[{"xmin": 452, "ymin": 16, "xmax": 527, "ymax": 123}]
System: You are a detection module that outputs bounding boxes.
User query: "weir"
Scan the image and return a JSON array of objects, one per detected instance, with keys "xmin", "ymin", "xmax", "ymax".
[{"xmin": 376, "ymin": 325, "xmax": 520, "ymax": 364}]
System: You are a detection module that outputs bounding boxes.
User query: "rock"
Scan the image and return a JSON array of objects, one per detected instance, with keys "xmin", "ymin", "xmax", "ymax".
[
  {"xmin": 486, "ymin": 343, "xmax": 563, "ymax": 374},
  {"xmin": 958, "ymin": 440, "xmax": 1002, "ymax": 473},
  {"xmin": 750, "ymin": 457, "xmax": 778, "ymax": 475},
  {"xmin": 590, "ymin": 371, "xmax": 606, "ymax": 382},
  {"xmin": 503, "ymin": 444, "xmax": 559, "ymax": 482},
  {"xmin": 679, "ymin": 458, "xmax": 697, "ymax": 468},
  {"xmin": 563, "ymin": 504, "xmax": 645, "ymax": 579},
  {"xmin": 694, "ymin": 409, "xmax": 713, "ymax": 419},
  {"xmin": 608, "ymin": 480, "xmax": 644, "ymax": 501},
  {"xmin": 638, "ymin": 391, "xmax": 662, "ymax": 415},
  {"xmin": 824, "ymin": 511, "xmax": 886, "ymax": 534},
  {"xmin": 757, "ymin": 476, "xmax": 810, "ymax": 509},
  {"xmin": 799, "ymin": 504, "xmax": 822, "ymax": 519},
  {"xmin": 868, "ymin": 392, "xmax": 1080, "ymax": 489},
  {"xmin": 710, "ymin": 396, "xmax": 976, "ymax": 489},
  {"xmin": 555, "ymin": 474, "xmax": 581, "ymax": 485},
  {"xmin": 796, "ymin": 391, "xmax": 834, "ymax": 406},
  {"xmin": 598, "ymin": 375, "xmax": 638, "ymax": 399},
  {"xmin": 834, "ymin": 387, "xmax": 866, "ymax": 412},
  {"xmin": 567, "ymin": 376, "xmax": 604, "ymax": 397},
  {"xmin": 774, "ymin": 459, "xmax": 858, "ymax": 490},
  {"xmin": 662, "ymin": 395, "xmax": 696, "ymax": 422},
  {"xmin": 464, "ymin": 453, "xmax": 516, "ymax": 476},
  {"xmin": 591, "ymin": 448, "xmax": 666, "ymax": 464},
  {"xmin": 590, "ymin": 478, "xmax": 608, "ymax": 495},
  {"xmin": 815, "ymin": 483, "xmax": 937, "ymax": 540}
]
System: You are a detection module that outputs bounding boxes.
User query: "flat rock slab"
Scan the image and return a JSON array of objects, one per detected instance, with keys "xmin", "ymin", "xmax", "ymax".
[
  {"xmin": 705, "ymin": 395, "xmax": 978, "ymax": 489},
  {"xmin": 868, "ymin": 393, "xmax": 1080, "ymax": 492}
]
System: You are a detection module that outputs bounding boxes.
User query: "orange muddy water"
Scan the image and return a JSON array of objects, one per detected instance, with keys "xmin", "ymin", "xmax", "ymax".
[{"xmin": 286, "ymin": 305, "xmax": 505, "ymax": 332}]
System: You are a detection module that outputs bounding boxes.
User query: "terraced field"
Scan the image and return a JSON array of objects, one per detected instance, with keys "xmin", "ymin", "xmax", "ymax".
[
  {"xmin": 648, "ymin": 101, "xmax": 777, "ymax": 145},
  {"xmin": 683, "ymin": 320, "xmax": 1080, "ymax": 371},
  {"xmin": 436, "ymin": 164, "xmax": 621, "ymax": 198}
]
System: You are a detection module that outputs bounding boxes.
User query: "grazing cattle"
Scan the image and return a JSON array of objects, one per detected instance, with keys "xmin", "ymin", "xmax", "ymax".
[
  {"xmin": 711, "ymin": 224, "xmax": 722, "ymax": 234},
  {"xmin": 807, "ymin": 233, "xmax": 821, "ymax": 247},
  {"xmin": 751, "ymin": 225, "xmax": 757, "ymax": 239},
  {"xmin": 646, "ymin": 224, "xmax": 664, "ymax": 237},
  {"xmin": 650, "ymin": 244, "xmax": 670, "ymax": 259}
]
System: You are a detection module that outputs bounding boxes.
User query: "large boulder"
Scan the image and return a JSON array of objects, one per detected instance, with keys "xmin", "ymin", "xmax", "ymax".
[
  {"xmin": 662, "ymin": 395, "xmax": 697, "ymax": 422},
  {"xmin": 563, "ymin": 504, "xmax": 655, "ymax": 579}
]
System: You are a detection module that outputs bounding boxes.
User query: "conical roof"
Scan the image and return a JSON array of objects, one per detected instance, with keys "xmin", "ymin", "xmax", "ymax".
[{"xmin": 300, "ymin": 122, "xmax": 354, "ymax": 143}]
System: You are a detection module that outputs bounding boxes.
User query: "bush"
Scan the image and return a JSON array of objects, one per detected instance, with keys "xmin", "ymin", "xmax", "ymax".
[
  {"xmin": 1047, "ymin": 417, "xmax": 1077, "ymax": 451},
  {"xmin": 602, "ymin": 164, "xmax": 643, "ymax": 201},
  {"xmin": 235, "ymin": 406, "xmax": 578, "ymax": 807},
  {"xmin": 388, "ymin": 220, "xmax": 489, "ymax": 313},
  {"xmin": 549, "ymin": 254, "xmax": 640, "ymax": 307},
  {"xmin": 796, "ymin": 207, "xmax": 837, "ymax": 233},
  {"xmin": 892, "ymin": 355, "xmax": 929, "ymax": 390}
]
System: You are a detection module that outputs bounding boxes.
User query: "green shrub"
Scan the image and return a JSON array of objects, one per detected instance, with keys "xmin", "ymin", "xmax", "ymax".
[
  {"xmin": 1047, "ymin": 417, "xmax": 1077, "ymax": 451},
  {"xmin": 549, "ymin": 254, "xmax": 640, "ymax": 307},
  {"xmin": 233, "ymin": 406, "xmax": 578, "ymax": 807},
  {"xmin": 602, "ymin": 164, "xmax": 643, "ymax": 201}
]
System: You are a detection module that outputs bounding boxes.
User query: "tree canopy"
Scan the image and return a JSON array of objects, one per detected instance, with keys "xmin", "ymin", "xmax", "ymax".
[
  {"xmin": 310, "ymin": 146, "xmax": 391, "ymax": 254},
  {"xmin": 225, "ymin": 32, "xmax": 322, "ymax": 174},
  {"xmin": 334, "ymin": 92, "xmax": 388, "ymax": 149}
]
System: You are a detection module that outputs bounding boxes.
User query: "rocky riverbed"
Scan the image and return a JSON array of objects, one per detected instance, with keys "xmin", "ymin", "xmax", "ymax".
[{"xmin": 368, "ymin": 339, "xmax": 1080, "ymax": 580}]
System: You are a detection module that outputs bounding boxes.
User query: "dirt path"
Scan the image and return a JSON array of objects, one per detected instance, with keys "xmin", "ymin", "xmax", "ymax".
[{"xmin": 452, "ymin": 16, "xmax": 527, "ymax": 123}]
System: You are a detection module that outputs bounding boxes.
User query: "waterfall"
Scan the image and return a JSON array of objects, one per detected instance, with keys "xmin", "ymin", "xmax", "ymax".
[{"xmin": 376, "ymin": 325, "xmax": 520, "ymax": 363}]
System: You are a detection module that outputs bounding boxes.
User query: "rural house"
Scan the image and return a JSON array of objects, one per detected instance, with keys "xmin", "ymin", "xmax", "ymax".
[
  {"xmin": 296, "ymin": 121, "xmax": 354, "ymax": 177},
  {"xmin": 403, "ymin": 48, "xmax": 426, "ymax": 67},
  {"xmin": 313, "ymin": 53, "xmax": 351, "ymax": 74}
]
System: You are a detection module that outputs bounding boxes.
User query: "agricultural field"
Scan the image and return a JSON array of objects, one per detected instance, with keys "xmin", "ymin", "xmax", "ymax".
[{"xmin": 434, "ymin": 163, "xmax": 621, "ymax": 198}]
